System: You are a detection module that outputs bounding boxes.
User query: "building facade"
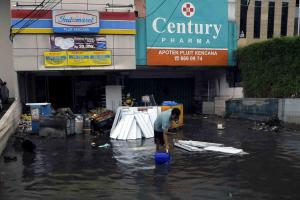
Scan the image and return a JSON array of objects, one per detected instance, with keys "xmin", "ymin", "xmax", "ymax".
[
  {"xmin": 0, "ymin": 0, "xmax": 18, "ymax": 98},
  {"xmin": 133, "ymin": 0, "xmax": 242, "ymax": 114},
  {"xmin": 237, "ymin": 0, "xmax": 299, "ymax": 47},
  {"xmin": 9, "ymin": 0, "xmax": 242, "ymax": 115},
  {"xmin": 10, "ymin": 0, "xmax": 137, "ymax": 111}
]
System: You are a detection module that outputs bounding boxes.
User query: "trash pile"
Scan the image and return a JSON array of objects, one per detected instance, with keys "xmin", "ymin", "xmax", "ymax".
[
  {"xmin": 110, "ymin": 107, "xmax": 161, "ymax": 140},
  {"xmin": 175, "ymin": 140, "xmax": 248, "ymax": 155},
  {"xmin": 89, "ymin": 107, "xmax": 114, "ymax": 133},
  {"xmin": 252, "ymin": 116, "xmax": 281, "ymax": 132},
  {"xmin": 18, "ymin": 114, "xmax": 32, "ymax": 133},
  {"xmin": 20, "ymin": 103, "xmax": 115, "ymax": 137}
]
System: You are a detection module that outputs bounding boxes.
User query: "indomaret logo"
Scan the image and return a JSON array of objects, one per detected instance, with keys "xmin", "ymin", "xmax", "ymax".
[{"xmin": 182, "ymin": 2, "xmax": 195, "ymax": 17}]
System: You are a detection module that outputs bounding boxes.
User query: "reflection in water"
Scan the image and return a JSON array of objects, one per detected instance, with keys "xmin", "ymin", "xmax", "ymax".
[
  {"xmin": 1, "ymin": 118, "xmax": 300, "ymax": 199},
  {"xmin": 111, "ymin": 139, "xmax": 156, "ymax": 171}
]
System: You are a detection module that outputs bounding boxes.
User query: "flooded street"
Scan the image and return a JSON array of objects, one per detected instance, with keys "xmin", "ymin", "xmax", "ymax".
[{"xmin": 1, "ymin": 118, "xmax": 300, "ymax": 200}]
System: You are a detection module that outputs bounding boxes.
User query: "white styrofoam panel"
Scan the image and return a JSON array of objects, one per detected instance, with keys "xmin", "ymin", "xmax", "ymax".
[
  {"xmin": 141, "ymin": 112, "xmax": 154, "ymax": 137},
  {"xmin": 117, "ymin": 115, "xmax": 130, "ymax": 140},
  {"xmin": 148, "ymin": 107, "xmax": 160, "ymax": 125},
  {"xmin": 111, "ymin": 117, "xmax": 125, "ymax": 139},
  {"xmin": 61, "ymin": 3, "xmax": 88, "ymax": 10},
  {"xmin": 127, "ymin": 120, "xmax": 137, "ymax": 140},
  {"xmin": 136, "ymin": 125, "xmax": 142, "ymax": 139},
  {"xmin": 13, "ymin": 35, "xmax": 37, "ymax": 49},
  {"xmin": 13, "ymin": 49, "xmax": 37, "ymax": 56},
  {"xmin": 111, "ymin": 107, "xmax": 122, "ymax": 133},
  {"xmin": 113, "ymin": 56, "xmax": 135, "ymax": 70},
  {"xmin": 14, "ymin": 56, "xmax": 37, "ymax": 71},
  {"xmin": 135, "ymin": 113, "xmax": 152, "ymax": 138},
  {"xmin": 113, "ymin": 48, "xmax": 135, "ymax": 56},
  {"xmin": 119, "ymin": 115, "xmax": 134, "ymax": 140},
  {"xmin": 135, "ymin": 114, "xmax": 146, "ymax": 138},
  {"xmin": 37, "ymin": 35, "xmax": 51, "ymax": 49}
]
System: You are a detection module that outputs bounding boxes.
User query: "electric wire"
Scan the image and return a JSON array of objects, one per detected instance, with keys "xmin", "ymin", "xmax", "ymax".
[{"xmin": 149, "ymin": 0, "xmax": 182, "ymax": 48}]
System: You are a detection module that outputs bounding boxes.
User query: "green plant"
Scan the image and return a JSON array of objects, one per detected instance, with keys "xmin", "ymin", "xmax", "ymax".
[{"xmin": 237, "ymin": 37, "xmax": 300, "ymax": 98}]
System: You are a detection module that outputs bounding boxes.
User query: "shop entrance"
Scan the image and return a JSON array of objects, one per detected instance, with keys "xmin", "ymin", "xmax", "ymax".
[
  {"xmin": 48, "ymin": 76, "xmax": 73, "ymax": 109},
  {"xmin": 125, "ymin": 78, "xmax": 194, "ymax": 113}
]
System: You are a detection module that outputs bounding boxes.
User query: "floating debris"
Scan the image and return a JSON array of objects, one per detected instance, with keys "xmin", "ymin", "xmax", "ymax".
[
  {"xmin": 175, "ymin": 140, "xmax": 248, "ymax": 155},
  {"xmin": 252, "ymin": 117, "xmax": 281, "ymax": 132},
  {"xmin": 98, "ymin": 143, "xmax": 110, "ymax": 149},
  {"xmin": 217, "ymin": 123, "xmax": 225, "ymax": 130},
  {"xmin": 3, "ymin": 155, "xmax": 17, "ymax": 162}
]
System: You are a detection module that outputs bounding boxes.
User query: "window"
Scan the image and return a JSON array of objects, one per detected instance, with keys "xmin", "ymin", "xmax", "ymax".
[
  {"xmin": 268, "ymin": 2, "xmax": 275, "ymax": 38},
  {"xmin": 295, "ymin": 0, "xmax": 299, "ymax": 35},
  {"xmin": 240, "ymin": 0, "xmax": 248, "ymax": 38},
  {"xmin": 281, "ymin": 2, "xmax": 289, "ymax": 36},
  {"xmin": 254, "ymin": 1, "xmax": 261, "ymax": 38}
]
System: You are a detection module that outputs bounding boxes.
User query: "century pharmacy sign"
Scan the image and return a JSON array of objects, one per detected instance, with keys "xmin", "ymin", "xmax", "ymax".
[{"xmin": 146, "ymin": 0, "xmax": 228, "ymax": 66}]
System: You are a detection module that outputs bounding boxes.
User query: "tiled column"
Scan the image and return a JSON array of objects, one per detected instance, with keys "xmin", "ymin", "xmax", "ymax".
[
  {"xmin": 287, "ymin": 0, "xmax": 296, "ymax": 36},
  {"xmin": 260, "ymin": 0, "xmax": 269, "ymax": 39},
  {"xmin": 246, "ymin": 0, "xmax": 255, "ymax": 38},
  {"xmin": 273, "ymin": 0, "xmax": 282, "ymax": 37},
  {"xmin": 236, "ymin": 0, "xmax": 241, "ymax": 35}
]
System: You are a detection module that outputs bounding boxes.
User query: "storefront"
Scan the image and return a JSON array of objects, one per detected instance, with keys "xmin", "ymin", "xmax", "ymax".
[
  {"xmin": 11, "ymin": 1, "xmax": 137, "ymax": 111},
  {"xmin": 11, "ymin": 0, "xmax": 241, "ymax": 114},
  {"xmin": 133, "ymin": 0, "xmax": 241, "ymax": 114}
]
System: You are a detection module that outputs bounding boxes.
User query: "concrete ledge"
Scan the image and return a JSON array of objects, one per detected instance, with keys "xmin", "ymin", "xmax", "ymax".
[{"xmin": 0, "ymin": 101, "xmax": 22, "ymax": 155}]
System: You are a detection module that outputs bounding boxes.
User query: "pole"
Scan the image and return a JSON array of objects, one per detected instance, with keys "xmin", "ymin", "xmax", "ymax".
[{"xmin": 208, "ymin": 81, "xmax": 210, "ymax": 101}]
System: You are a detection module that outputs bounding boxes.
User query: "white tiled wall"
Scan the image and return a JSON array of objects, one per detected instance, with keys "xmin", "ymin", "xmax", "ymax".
[
  {"xmin": 11, "ymin": 0, "xmax": 136, "ymax": 71},
  {"xmin": 11, "ymin": 0, "xmax": 135, "ymax": 11},
  {"xmin": 13, "ymin": 34, "xmax": 136, "ymax": 71}
]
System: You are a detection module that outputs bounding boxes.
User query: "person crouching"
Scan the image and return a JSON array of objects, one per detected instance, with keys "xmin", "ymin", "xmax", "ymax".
[{"xmin": 154, "ymin": 108, "xmax": 181, "ymax": 152}]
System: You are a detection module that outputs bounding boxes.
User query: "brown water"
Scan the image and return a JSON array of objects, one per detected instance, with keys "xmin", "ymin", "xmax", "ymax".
[{"xmin": 1, "ymin": 118, "xmax": 300, "ymax": 200}]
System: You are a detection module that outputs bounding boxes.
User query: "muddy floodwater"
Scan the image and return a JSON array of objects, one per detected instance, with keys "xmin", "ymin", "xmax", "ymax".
[{"xmin": 1, "ymin": 118, "xmax": 300, "ymax": 200}]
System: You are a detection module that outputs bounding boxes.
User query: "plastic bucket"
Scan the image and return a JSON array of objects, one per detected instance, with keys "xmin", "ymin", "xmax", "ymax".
[{"xmin": 154, "ymin": 152, "xmax": 170, "ymax": 164}]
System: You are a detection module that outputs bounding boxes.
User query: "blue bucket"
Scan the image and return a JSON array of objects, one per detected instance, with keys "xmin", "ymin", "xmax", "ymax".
[{"xmin": 155, "ymin": 152, "xmax": 170, "ymax": 164}]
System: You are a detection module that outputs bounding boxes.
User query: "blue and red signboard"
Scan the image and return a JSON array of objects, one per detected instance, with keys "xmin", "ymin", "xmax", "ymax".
[{"xmin": 52, "ymin": 10, "xmax": 100, "ymax": 33}]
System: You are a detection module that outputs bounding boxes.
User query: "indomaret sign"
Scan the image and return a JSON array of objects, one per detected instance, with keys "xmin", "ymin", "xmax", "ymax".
[{"xmin": 146, "ymin": 0, "xmax": 229, "ymax": 66}]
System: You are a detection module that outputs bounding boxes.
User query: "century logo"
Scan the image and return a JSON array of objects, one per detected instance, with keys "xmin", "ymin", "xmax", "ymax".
[{"xmin": 182, "ymin": 2, "xmax": 195, "ymax": 18}]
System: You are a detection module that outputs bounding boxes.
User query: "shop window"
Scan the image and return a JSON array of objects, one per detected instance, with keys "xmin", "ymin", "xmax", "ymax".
[
  {"xmin": 240, "ymin": 0, "xmax": 248, "ymax": 38},
  {"xmin": 254, "ymin": 1, "xmax": 261, "ymax": 38},
  {"xmin": 268, "ymin": 1, "xmax": 275, "ymax": 38},
  {"xmin": 281, "ymin": 2, "xmax": 289, "ymax": 36}
]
